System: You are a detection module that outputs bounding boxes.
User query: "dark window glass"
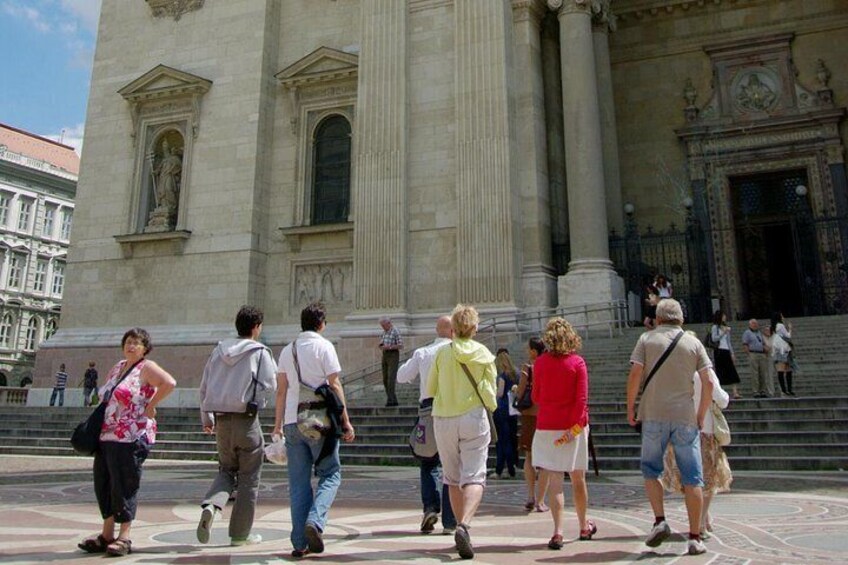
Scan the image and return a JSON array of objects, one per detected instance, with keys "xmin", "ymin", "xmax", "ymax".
[{"xmin": 312, "ymin": 116, "xmax": 351, "ymax": 224}]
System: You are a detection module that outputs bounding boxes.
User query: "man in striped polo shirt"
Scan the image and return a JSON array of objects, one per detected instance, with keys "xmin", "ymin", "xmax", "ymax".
[{"xmin": 49, "ymin": 364, "xmax": 69, "ymax": 407}]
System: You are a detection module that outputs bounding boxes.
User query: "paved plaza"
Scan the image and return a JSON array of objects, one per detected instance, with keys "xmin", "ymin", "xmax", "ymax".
[{"xmin": 0, "ymin": 455, "xmax": 846, "ymax": 564}]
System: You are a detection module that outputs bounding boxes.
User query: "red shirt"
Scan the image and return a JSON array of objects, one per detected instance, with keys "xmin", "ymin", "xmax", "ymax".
[{"xmin": 531, "ymin": 352, "xmax": 589, "ymax": 431}]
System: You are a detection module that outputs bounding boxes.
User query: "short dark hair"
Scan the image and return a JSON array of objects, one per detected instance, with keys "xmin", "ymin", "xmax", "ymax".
[
  {"xmin": 122, "ymin": 327, "xmax": 152, "ymax": 354},
  {"xmin": 301, "ymin": 302, "xmax": 327, "ymax": 332},
  {"xmin": 235, "ymin": 305, "xmax": 264, "ymax": 337},
  {"xmin": 528, "ymin": 337, "xmax": 545, "ymax": 356}
]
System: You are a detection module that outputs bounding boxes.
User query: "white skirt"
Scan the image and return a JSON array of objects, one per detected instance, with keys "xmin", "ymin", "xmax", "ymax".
[{"xmin": 532, "ymin": 426, "xmax": 589, "ymax": 473}]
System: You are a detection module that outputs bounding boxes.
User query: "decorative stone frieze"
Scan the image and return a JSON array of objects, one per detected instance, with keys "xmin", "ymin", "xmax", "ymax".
[
  {"xmin": 146, "ymin": 0, "xmax": 204, "ymax": 21},
  {"xmin": 293, "ymin": 262, "xmax": 353, "ymax": 315}
]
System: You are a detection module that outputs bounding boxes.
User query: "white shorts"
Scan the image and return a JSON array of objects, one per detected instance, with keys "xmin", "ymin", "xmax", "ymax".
[
  {"xmin": 433, "ymin": 407, "xmax": 490, "ymax": 487},
  {"xmin": 532, "ymin": 426, "xmax": 589, "ymax": 473}
]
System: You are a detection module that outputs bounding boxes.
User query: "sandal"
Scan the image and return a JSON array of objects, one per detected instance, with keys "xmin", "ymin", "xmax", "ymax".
[
  {"xmin": 535, "ymin": 503, "xmax": 549, "ymax": 513},
  {"xmin": 106, "ymin": 538, "xmax": 132, "ymax": 557},
  {"xmin": 547, "ymin": 534, "xmax": 564, "ymax": 550},
  {"xmin": 524, "ymin": 500, "xmax": 535, "ymax": 511},
  {"xmin": 78, "ymin": 534, "xmax": 110, "ymax": 553},
  {"xmin": 579, "ymin": 520, "xmax": 598, "ymax": 541}
]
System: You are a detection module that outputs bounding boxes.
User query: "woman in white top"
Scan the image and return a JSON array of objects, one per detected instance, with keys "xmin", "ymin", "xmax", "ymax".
[
  {"xmin": 654, "ymin": 274, "xmax": 673, "ymax": 299},
  {"xmin": 770, "ymin": 311, "xmax": 796, "ymax": 396},
  {"xmin": 710, "ymin": 311, "xmax": 741, "ymax": 399},
  {"xmin": 662, "ymin": 367, "xmax": 732, "ymax": 538}
]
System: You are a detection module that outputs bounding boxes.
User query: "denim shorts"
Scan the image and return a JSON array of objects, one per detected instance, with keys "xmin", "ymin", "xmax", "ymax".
[{"xmin": 640, "ymin": 420, "xmax": 703, "ymax": 487}]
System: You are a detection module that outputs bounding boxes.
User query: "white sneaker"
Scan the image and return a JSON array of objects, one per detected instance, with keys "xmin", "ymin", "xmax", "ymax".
[
  {"xmin": 442, "ymin": 527, "xmax": 456, "ymax": 535},
  {"xmin": 231, "ymin": 533, "xmax": 262, "ymax": 546},
  {"xmin": 645, "ymin": 520, "xmax": 671, "ymax": 547},
  {"xmin": 196, "ymin": 505, "xmax": 219, "ymax": 544},
  {"xmin": 687, "ymin": 538, "xmax": 707, "ymax": 555}
]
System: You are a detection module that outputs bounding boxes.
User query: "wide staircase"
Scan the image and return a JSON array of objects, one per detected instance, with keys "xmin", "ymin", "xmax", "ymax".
[{"xmin": 1, "ymin": 314, "xmax": 847, "ymax": 471}]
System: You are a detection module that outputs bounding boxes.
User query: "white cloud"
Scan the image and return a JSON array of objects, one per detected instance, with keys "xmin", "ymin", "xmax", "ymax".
[
  {"xmin": 59, "ymin": 0, "xmax": 101, "ymax": 33},
  {"xmin": 47, "ymin": 123, "xmax": 86, "ymax": 155},
  {"xmin": 2, "ymin": 1, "xmax": 52, "ymax": 33}
]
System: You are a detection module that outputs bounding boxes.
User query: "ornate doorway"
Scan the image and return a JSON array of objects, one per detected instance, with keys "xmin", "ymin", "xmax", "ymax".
[
  {"xmin": 731, "ymin": 170, "xmax": 816, "ymax": 318},
  {"xmin": 676, "ymin": 34, "xmax": 847, "ymax": 319}
]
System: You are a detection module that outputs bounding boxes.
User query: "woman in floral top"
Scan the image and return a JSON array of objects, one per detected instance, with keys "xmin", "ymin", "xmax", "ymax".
[{"xmin": 77, "ymin": 328, "xmax": 176, "ymax": 557}]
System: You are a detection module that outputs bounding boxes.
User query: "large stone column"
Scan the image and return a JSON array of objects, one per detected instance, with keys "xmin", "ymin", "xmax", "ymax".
[
  {"xmin": 547, "ymin": 0, "xmax": 623, "ymax": 308},
  {"xmin": 455, "ymin": 0, "xmax": 516, "ymax": 306},
  {"xmin": 592, "ymin": 4, "xmax": 624, "ymax": 235},
  {"xmin": 512, "ymin": 0, "xmax": 557, "ymax": 307},
  {"xmin": 351, "ymin": 0, "xmax": 407, "ymax": 314}
]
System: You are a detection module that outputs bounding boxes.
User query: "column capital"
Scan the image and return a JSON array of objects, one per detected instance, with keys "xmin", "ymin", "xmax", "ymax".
[
  {"xmin": 591, "ymin": 1, "xmax": 617, "ymax": 33},
  {"xmin": 512, "ymin": 0, "xmax": 547, "ymax": 24},
  {"xmin": 547, "ymin": 0, "xmax": 613, "ymax": 23}
]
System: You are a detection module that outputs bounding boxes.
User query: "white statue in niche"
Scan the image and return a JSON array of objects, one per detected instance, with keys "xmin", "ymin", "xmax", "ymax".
[{"xmin": 145, "ymin": 137, "xmax": 183, "ymax": 232}]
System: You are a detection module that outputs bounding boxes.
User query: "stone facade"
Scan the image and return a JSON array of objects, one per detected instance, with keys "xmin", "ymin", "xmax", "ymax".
[
  {"xmin": 0, "ymin": 124, "xmax": 77, "ymax": 386},
  {"xmin": 34, "ymin": 0, "xmax": 848, "ymax": 387}
]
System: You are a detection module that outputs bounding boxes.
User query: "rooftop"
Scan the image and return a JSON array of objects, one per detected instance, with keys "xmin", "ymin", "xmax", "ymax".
[{"xmin": 0, "ymin": 123, "xmax": 80, "ymax": 178}]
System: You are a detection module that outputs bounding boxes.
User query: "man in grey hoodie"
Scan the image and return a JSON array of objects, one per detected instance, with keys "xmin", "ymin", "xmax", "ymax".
[{"xmin": 196, "ymin": 305, "xmax": 278, "ymax": 546}]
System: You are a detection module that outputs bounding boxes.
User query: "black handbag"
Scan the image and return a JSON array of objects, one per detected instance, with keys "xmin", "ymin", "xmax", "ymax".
[{"xmin": 70, "ymin": 359, "xmax": 144, "ymax": 456}]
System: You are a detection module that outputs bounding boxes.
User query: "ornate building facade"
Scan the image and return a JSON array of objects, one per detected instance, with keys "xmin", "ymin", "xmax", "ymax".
[
  {"xmin": 35, "ymin": 0, "xmax": 847, "ymax": 387},
  {"xmin": 0, "ymin": 124, "xmax": 77, "ymax": 386}
]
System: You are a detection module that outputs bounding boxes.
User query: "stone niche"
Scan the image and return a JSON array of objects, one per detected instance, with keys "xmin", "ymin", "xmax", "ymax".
[
  {"xmin": 114, "ymin": 65, "xmax": 211, "ymax": 258},
  {"xmin": 677, "ymin": 33, "xmax": 847, "ymax": 319}
]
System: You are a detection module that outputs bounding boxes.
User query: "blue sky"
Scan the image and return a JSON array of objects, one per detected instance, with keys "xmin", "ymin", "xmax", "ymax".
[{"xmin": 0, "ymin": 0, "xmax": 101, "ymax": 153}]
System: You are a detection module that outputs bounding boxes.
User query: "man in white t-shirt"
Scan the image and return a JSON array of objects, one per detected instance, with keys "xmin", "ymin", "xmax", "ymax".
[
  {"xmin": 273, "ymin": 302, "xmax": 355, "ymax": 559},
  {"xmin": 397, "ymin": 316, "xmax": 457, "ymax": 535}
]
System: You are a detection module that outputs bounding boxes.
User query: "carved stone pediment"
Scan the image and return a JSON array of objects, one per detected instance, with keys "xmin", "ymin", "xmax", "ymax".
[
  {"xmin": 276, "ymin": 47, "xmax": 359, "ymax": 89},
  {"xmin": 118, "ymin": 65, "xmax": 212, "ymax": 140},
  {"xmin": 118, "ymin": 65, "xmax": 212, "ymax": 103},
  {"xmin": 682, "ymin": 33, "xmax": 837, "ymax": 126},
  {"xmin": 146, "ymin": 0, "xmax": 205, "ymax": 21}
]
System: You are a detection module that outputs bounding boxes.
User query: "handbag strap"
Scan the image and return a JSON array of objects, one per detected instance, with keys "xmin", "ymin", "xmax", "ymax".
[
  {"xmin": 639, "ymin": 330, "xmax": 684, "ymax": 395},
  {"xmin": 102, "ymin": 358, "xmax": 145, "ymax": 404},
  {"xmin": 454, "ymin": 345, "xmax": 490, "ymax": 411}
]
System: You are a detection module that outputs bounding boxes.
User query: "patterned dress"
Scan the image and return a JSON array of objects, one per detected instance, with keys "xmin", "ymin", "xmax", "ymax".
[{"xmin": 99, "ymin": 360, "xmax": 157, "ymax": 444}]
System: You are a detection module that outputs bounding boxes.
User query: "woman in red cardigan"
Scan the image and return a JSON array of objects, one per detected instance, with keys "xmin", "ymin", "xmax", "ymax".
[{"xmin": 531, "ymin": 317, "xmax": 597, "ymax": 550}]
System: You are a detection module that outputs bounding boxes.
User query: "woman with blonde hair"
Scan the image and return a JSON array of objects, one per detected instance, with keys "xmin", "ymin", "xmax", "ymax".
[
  {"xmin": 531, "ymin": 317, "xmax": 596, "ymax": 549},
  {"xmin": 493, "ymin": 348, "xmax": 519, "ymax": 479},
  {"xmin": 427, "ymin": 304, "xmax": 497, "ymax": 560}
]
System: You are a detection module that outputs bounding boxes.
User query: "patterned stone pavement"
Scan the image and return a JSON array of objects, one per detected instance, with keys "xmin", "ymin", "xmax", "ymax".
[{"xmin": 1, "ymin": 456, "xmax": 846, "ymax": 564}]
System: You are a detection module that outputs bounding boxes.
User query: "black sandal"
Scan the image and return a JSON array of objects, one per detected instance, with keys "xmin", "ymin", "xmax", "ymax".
[
  {"xmin": 106, "ymin": 538, "xmax": 132, "ymax": 557},
  {"xmin": 77, "ymin": 534, "xmax": 110, "ymax": 553}
]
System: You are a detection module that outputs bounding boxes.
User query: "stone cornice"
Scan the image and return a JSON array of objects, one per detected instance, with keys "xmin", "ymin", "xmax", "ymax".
[{"xmin": 615, "ymin": 0, "xmax": 749, "ymax": 22}]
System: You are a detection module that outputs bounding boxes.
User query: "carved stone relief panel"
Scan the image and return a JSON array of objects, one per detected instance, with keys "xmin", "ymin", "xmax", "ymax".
[
  {"xmin": 292, "ymin": 262, "xmax": 353, "ymax": 314},
  {"xmin": 146, "ymin": 0, "xmax": 205, "ymax": 21}
]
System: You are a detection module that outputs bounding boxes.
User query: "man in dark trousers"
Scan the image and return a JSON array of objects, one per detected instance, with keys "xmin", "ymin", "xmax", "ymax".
[
  {"xmin": 378, "ymin": 316, "xmax": 403, "ymax": 407},
  {"xmin": 196, "ymin": 306, "xmax": 277, "ymax": 546}
]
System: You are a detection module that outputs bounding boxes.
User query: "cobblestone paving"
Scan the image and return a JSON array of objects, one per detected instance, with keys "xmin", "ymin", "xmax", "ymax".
[{"xmin": 0, "ymin": 456, "xmax": 846, "ymax": 564}]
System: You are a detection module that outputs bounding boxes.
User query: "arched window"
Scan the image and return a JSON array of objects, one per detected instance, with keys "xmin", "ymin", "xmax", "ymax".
[
  {"xmin": 0, "ymin": 314, "xmax": 13, "ymax": 348},
  {"xmin": 25, "ymin": 317, "xmax": 38, "ymax": 350},
  {"xmin": 311, "ymin": 116, "xmax": 351, "ymax": 225}
]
